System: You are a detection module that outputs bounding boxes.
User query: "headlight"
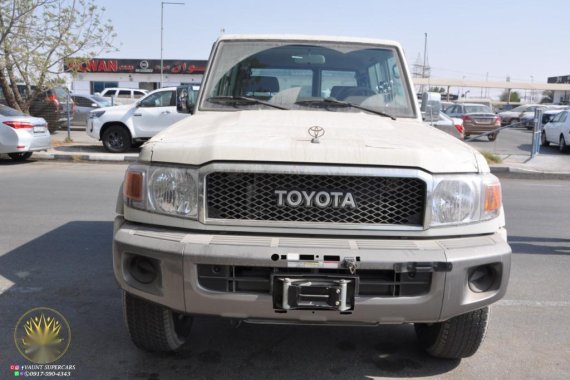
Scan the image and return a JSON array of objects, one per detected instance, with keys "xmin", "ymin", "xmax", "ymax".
[
  {"xmin": 90, "ymin": 110, "xmax": 105, "ymax": 118},
  {"xmin": 123, "ymin": 164, "xmax": 199, "ymax": 219},
  {"xmin": 430, "ymin": 174, "xmax": 501, "ymax": 226}
]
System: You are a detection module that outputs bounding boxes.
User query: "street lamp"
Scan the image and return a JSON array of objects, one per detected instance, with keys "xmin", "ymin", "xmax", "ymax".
[
  {"xmin": 160, "ymin": 1, "xmax": 185, "ymax": 88},
  {"xmin": 530, "ymin": 75, "xmax": 534, "ymax": 103}
]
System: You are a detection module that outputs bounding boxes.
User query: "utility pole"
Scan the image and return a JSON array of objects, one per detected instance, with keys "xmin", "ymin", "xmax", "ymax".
[
  {"xmin": 421, "ymin": 33, "xmax": 427, "ymax": 93},
  {"xmin": 160, "ymin": 1, "xmax": 185, "ymax": 88}
]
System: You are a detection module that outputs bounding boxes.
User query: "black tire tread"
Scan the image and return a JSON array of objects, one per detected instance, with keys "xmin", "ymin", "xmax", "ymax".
[
  {"xmin": 123, "ymin": 292, "xmax": 188, "ymax": 352},
  {"xmin": 416, "ymin": 307, "xmax": 489, "ymax": 359}
]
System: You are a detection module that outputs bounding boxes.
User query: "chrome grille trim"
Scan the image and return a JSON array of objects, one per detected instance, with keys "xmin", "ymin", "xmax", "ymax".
[{"xmin": 197, "ymin": 163, "xmax": 432, "ymax": 231}]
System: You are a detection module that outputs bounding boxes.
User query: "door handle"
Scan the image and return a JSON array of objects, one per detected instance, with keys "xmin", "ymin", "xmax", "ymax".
[
  {"xmin": 133, "ymin": 113, "xmax": 142, "ymax": 117},
  {"xmin": 161, "ymin": 110, "xmax": 171, "ymax": 115}
]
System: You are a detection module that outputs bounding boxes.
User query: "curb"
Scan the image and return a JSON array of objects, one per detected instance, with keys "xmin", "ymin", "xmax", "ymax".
[
  {"xmin": 490, "ymin": 165, "xmax": 570, "ymax": 180},
  {"xmin": 32, "ymin": 152, "xmax": 137, "ymax": 163}
]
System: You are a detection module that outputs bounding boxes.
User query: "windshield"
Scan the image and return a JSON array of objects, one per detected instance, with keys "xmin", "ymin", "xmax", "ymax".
[
  {"xmin": 511, "ymin": 106, "xmax": 527, "ymax": 112},
  {"xmin": 465, "ymin": 105, "xmax": 492, "ymax": 113},
  {"xmin": 201, "ymin": 40, "xmax": 415, "ymax": 118},
  {"xmin": 91, "ymin": 95, "xmax": 112, "ymax": 106}
]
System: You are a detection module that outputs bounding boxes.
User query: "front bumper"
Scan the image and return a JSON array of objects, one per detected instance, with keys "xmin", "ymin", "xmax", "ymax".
[{"xmin": 113, "ymin": 217, "xmax": 511, "ymax": 324}]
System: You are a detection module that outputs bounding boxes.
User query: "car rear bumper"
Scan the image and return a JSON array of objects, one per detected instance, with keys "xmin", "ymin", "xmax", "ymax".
[{"xmin": 113, "ymin": 217, "xmax": 511, "ymax": 324}]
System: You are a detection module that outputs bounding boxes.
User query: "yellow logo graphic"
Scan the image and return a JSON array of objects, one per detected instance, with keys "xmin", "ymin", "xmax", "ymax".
[{"xmin": 14, "ymin": 307, "xmax": 71, "ymax": 364}]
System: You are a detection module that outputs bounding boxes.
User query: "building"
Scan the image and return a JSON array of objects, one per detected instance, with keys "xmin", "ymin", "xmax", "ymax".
[
  {"xmin": 547, "ymin": 75, "xmax": 570, "ymax": 104},
  {"xmin": 64, "ymin": 58, "xmax": 207, "ymax": 94}
]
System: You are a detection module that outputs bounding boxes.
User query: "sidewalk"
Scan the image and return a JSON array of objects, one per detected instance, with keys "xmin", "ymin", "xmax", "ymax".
[
  {"xmin": 28, "ymin": 129, "xmax": 570, "ymax": 178},
  {"xmin": 33, "ymin": 129, "xmax": 139, "ymax": 163}
]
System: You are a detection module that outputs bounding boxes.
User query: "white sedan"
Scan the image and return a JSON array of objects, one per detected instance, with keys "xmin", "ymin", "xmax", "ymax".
[
  {"xmin": 542, "ymin": 109, "xmax": 570, "ymax": 152},
  {"xmin": 0, "ymin": 104, "xmax": 51, "ymax": 161}
]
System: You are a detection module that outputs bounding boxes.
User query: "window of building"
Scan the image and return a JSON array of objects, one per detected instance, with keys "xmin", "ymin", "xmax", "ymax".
[{"xmin": 91, "ymin": 81, "xmax": 118, "ymax": 94}]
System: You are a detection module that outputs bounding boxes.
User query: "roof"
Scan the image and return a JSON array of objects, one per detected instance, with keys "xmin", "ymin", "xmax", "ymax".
[{"xmin": 216, "ymin": 34, "xmax": 402, "ymax": 49}]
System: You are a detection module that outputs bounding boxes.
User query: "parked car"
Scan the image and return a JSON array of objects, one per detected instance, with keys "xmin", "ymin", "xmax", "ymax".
[
  {"xmin": 87, "ymin": 87, "xmax": 189, "ymax": 153},
  {"xmin": 541, "ymin": 109, "xmax": 570, "ymax": 152},
  {"xmin": 520, "ymin": 106, "xmax": 567, "ymax": 129},
  {"xmin": 498, "ymin": 104, "xmax": 542, "ymax": 126},
  {"xmin": 1, "ymin": 86, "xmax": 74, "ymax": 133},
  {"xmin": 0, "ymin": 104, "xmax": 51, "ymax": 161},
  {"xmin": 98, "ymin": 88, "xmax": 148, "ymax": 106},
  {"xmin": 444, "ymin": 103, "xmax": 501, "ymax": 141},
  {"xmin": 71, "ymin": 94, "xmax": 112, "ymax": 126},
  {"xmin": 429, "ymin": 112, "xmax": 464, "ymax": 140}
]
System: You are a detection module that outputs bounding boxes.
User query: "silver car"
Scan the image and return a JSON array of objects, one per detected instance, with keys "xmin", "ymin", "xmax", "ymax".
[
  {"xmin": 0, "ymin": 104, "xmax": 50, "ymax": 161},
  {"xmin": 71, "ymin": 94, "xmax": 112, "ymax": 125}
]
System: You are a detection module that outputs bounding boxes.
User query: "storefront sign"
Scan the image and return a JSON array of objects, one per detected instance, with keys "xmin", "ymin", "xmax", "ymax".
[{"xmin": 65, "ymin": 58, "xmax": 207, "ymax": 75}]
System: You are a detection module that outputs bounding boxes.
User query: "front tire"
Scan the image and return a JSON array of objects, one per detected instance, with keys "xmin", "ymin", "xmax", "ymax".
[
  {"xmin": 559, "ymin": 135, "xmax": 568, "ymax": 153},
  {"xmin": 123, "ymin": 292, "xmax": 193, "ymax": 352},
  {"xmin": 541, "ymin": 131, "xmax": 550, "ymax": 147},
  {"xmin": 102, "ymin": 125, "xmax": 132, "ymax": 153},
  {"xmin": 487, "ymin": 133, "xmax": 498, "ymax": 142},
  {"xmin": 415, "ymin": 307, "xmax": 489, "ymax": 359},
  {"xmin": 8, "ymin": 152, "xmax": 33, "ymax": 161}
]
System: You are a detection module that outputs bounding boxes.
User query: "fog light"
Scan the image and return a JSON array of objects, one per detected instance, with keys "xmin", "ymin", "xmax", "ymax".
[
  {"xmin": 128, "ymin": 255, "xmax": 159, "ymax": 284},
  {"xmin": 468, "ymin": 265, "xmax": 496, "ymax": 293}
]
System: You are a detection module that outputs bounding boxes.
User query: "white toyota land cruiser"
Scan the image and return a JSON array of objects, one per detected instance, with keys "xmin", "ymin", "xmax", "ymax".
[{"xmin": 113, "ymin": 34, "xmax": 511, "ymax": 359}]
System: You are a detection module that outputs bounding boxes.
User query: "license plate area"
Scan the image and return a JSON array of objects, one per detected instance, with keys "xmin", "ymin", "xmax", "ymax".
[
  {"xmin": 272, "ymin": 276, "xmax": 356, "ymax": 312},
  {"xmin": 33, "ymin": 126, "xmax": 46, "ymax": 133}
]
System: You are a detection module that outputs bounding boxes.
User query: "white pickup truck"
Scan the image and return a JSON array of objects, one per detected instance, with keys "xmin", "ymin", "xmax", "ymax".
[{"xmin": 113, "ymin": 34, "xmax": 511, "ymax": 359}]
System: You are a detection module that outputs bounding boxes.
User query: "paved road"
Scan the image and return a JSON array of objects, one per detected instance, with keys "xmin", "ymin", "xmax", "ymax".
[
  {"xmin": 465, "ymin": 126, "xmax": 565, "ymax": 157},
  {"xmin": 0, "ymin": 162, "xmax": 568, "ymax": 379}
]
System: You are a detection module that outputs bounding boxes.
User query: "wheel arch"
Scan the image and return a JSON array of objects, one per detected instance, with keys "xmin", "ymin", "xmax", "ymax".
[{"xmin": 100, "ymin": 122, "xmax": 132, "ymax": 141}]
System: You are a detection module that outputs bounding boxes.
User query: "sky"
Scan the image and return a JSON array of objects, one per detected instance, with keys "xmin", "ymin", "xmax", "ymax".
[{"xmin": 94, "ymin": 0, "xmax": 570, "ymax": 88}]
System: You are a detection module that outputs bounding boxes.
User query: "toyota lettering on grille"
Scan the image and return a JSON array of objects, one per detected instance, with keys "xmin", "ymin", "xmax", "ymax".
[{"xmin": 274, "ymin": 190, "xmax": 357, "ymax": 209}]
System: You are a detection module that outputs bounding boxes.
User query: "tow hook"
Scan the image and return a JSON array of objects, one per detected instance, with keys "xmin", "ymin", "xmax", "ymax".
[{"xmin": 343, "ymin": 257, "xmax": 357, "ymax": 274}]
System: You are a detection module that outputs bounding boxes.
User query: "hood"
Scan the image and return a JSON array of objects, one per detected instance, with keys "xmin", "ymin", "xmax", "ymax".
[{"xmin": 142, "ymin": 110, "xmax": 483, "ymax": 174}]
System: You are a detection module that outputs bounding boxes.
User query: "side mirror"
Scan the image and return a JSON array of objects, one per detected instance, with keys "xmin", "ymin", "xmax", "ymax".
[
  {"xmin": 135, "ymin": 101, "xmax": 141, "ymax": 108},
  {"xmin": 176, "ymin": 84, "xmax": 199, "ymax": 114},
  {"xmin": 421, "ymin": 92, "xmax": 441, "ymax": 123}
]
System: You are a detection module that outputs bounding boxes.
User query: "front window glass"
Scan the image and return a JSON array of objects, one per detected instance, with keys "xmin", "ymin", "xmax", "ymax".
[
  {"xmin": 201, "ymin": 40, "xmax": 415, "ymax": 117},
  {"xmin": 140, "ymin": 91, "xmax": 174, "ymax": 107},
  {"xmin": 511, "ymin": 106, "xmax": 527, "ymax": 112}
]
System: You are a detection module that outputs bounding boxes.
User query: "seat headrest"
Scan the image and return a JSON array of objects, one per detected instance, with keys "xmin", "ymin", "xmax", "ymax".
[{"xmin": 244, "ymin": 76, "xmax": 280, "ymax": 96}]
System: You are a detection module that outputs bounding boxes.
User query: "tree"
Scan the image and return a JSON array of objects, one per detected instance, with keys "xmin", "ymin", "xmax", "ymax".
[
  {"xmin": 540, "ymin": 90, "xmax": 553, "ymax": 104},
  {"xmin": 0, "ymin": 0, "xmax": 116, "ymax": 112},
  {"xmin": 499, "ymin": 90, "xmax": 521, "ymax": 103}
]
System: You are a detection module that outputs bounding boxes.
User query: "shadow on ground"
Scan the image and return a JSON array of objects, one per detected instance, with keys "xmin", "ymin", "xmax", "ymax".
[{"xmin": 0, "ymin": 222, "xmax": 462, "ymax": 379}]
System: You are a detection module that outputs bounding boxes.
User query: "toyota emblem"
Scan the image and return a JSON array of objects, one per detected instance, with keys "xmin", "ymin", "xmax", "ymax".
[{"xmin": 308, "ymin": 126, "xmax": 325, "ymax": 143}]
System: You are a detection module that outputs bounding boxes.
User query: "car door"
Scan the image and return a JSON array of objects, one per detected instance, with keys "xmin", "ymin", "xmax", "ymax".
[
  {"xmin": 546, "ymin": 111, "xmax": 565, "ymax": 142},
  {"xmin": 71, "ymin": 95, "xmax": 95, "ymax": 125},
  {"xmin": 132, "ymin": 90, "xmax": 187, "ymax": 138}
]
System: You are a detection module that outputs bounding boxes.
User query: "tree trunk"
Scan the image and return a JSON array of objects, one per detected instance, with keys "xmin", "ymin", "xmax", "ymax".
[{"xmin": 0, "ymin": 67, "xmax": 21, "ymax": 111}]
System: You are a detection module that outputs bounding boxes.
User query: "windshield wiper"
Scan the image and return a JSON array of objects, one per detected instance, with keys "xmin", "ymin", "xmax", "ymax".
[
  {"xmin": 295, "ymin": 98, "xmax": 396, "ymax": 120},
  {"xmin": 206, "ymin": 96, "xmax": 289, "ymax": 110}
]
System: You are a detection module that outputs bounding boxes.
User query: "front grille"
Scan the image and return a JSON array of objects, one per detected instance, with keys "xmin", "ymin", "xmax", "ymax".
[
  {"xmin": 206, "ymin": 172, "xmax": 426, "ymax": 226},
  {"xmin": 197, "ymin": 265, "xmax": 431, "ymax": 297}
]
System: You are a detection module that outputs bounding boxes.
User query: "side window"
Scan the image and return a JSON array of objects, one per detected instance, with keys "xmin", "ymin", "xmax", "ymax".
[
  {"xmin": 117, "ymin": 90, "xmax": 132, "ymax": 98},
  {"xmin": 134, "ymin": 91, "xmax": 146, "ymax": 99},
  {"xmin": 73, "ymin": 97, "xmax": 91, "ymax": 107},
  {"xmin": 560, "ymin": 112, "xmax": 568, "ymax": 123},
  {"xmin": 140, "ymin": 91, "xmax": 173, "ymax": 107}
]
